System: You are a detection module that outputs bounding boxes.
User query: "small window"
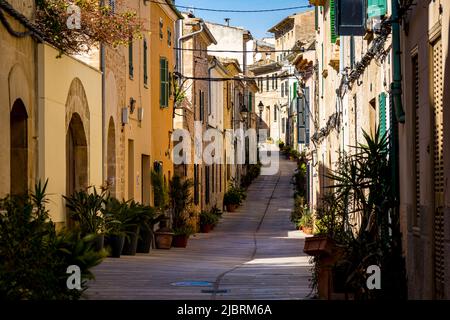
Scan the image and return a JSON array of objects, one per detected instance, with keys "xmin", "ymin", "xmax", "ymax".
[
  {"xmin": 159, "ymin": 18, "xmax": 164, "ymax": 40},
  {"xmin": 281, "ymin": 82, "xmax": 284, "ymax": 97},
  {"xmin": 167, "ymin": 28, "xmax": 172, "ymax": 47},
  {"xmin": 160, "ymin": 57, "xmax": 169, "ymax": 107},
  {"xmin": 128, "ymin": 40, "xmax": 134, "ymax": 79},
  {"xmin": 274, "ymin": 107, "xmax": 277, "ymax": 122},
  {"xmin": 266, "ymin": 76, "xmax": 269, "ymax": 91},
  {"xmin": 109, "ymin": 0, "xmax": 115, "ymax": 13},
  {"xmin": 143, "ymin": 38, "xmax": 148, "ymax": 85}
]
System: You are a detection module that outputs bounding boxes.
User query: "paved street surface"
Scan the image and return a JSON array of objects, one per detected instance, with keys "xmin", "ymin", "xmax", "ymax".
[{"xmin": 87, "ymin": 157, "xmax": 312, "ymax": 299}]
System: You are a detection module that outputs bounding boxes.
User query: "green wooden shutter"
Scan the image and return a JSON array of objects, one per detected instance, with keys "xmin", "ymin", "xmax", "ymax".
[
  {"xmin": 315, "ymin": 6, "xmax": 318, "ymax": 31},
  {"xmin": 330, "ymin": 0, "xmax": 337, "ymax": 44},
  {"xmin": 368, "ymin": 0, "xmax": 387, "ymax": 19},
  {"xmin": 379, "ymin": 92, "xmax": 386, "ymax": 136},
  {"xmin": 165, "ymin": 59, "xmax": 169, "ymax": 106},
  {"xmin": 293, "ymin": 82, "xmax": 298, "ymax": 99},
  {"xmin": 248, "ymin": 93, "xmax": 252, "ymax": 112},
  {"xmin": 160, "ymin": 58, "xmax": 168, "ymax": 107}
]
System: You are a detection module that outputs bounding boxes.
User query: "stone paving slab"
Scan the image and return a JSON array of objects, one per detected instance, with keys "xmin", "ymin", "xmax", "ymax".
[{"xmin": 87, "ymin": 158, "xmax": 312, "ymax": 300}]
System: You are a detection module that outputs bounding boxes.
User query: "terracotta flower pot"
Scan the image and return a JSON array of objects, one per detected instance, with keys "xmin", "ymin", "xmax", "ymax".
[
  {"xmin": 303, "ymin": 235, "xmax": 334, "ymax": 256},
  {"xmin": 226, "ymin": 204, "xmax": 238, "ymax": 212},
  {"xmin": 155, "ymin": 231, "xmax": 173, "ymax": 249},
  {"xmin": 172, "ymin": 234, "xmax": 189, "ymax": 248},
  {"xmin": 201, "ymin": 224, "xmax": 214, "ymax": 233},
  {"xmin": 303, "ymin": 226, "xmax": 313, "ymax": 235}
]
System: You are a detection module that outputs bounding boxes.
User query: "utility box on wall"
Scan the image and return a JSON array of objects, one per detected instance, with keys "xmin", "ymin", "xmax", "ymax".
[{"xmin": 335, "ymin": 0, "xmax": 366, "ymax": 36}]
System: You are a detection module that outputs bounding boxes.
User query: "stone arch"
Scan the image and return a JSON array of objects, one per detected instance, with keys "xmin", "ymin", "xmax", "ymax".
[
  {"xmin": 8, "ymin": 64, "xmax": 31, "ymax": 116},
  {"xmin": 65, "ymin": 77, "xmax": 90, "ymax": 140},
  {"xmin": 66, "ymin": 113, "xmax": 88, "ymax": 195},
  {"xmin": 10, "ymin": 99, "xmax": 28, "ymax": 195},
  {"xmin": 107, "ymin": 117, "xmax": 117, "ymax": 197},
  {"xmin": 105, "ymin": 70, "xmax": 118, "ymax": 124}
]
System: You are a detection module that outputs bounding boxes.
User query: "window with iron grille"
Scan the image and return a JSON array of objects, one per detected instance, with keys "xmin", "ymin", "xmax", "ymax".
[
  {"xmin": 129, "ymin": 40, "xmax": 134, "ymax": 79},
  {"xmin": 159, "ymin": 18, "xmax": 164, "ymax": 39},
  {"xmin": 431, "ymin": 37, "xmax": 444, "ymax": 297},
  {"xmin": 412, "ymin": 53, "xmax": 420, "ymax": 228},
  {"xmin": 143, "ymin": 38, "xmax": 148, "ymax": 85},
  {"xmin": 167, "ymin": 28, "xmax": 172, "ymax": 47}
]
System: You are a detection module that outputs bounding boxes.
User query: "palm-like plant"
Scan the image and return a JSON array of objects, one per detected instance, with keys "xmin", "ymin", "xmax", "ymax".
[
  {"xmin": 320, "ymin": 126, "xmax": 406, "ymax": 299},
  {"xmin": 63, "ymin": 187, "xmax": 107, "ymax": 235}
]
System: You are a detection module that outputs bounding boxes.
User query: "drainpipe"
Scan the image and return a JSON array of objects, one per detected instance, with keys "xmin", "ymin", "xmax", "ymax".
[
  {"xmin": 101, "ymin": 43, "xmax": 106, "ymax": 185},
  {"xmin": 177, "ymin": 21, "xmax": 206, "ymax": 82},
  {"xmin": 390, "ymin": 0, "xmax": 405, "ymax": 210},
  {"xmin": 208, "ymin": 58, "xmax": 218, "ymax": 127}
]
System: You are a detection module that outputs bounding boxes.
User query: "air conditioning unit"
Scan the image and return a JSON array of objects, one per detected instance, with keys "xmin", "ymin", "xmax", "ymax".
[
  {"xmin": 122, "ymin": 107, "xmax": 129, "ymax": 125},
  {"xmin": 137, "ymin": 107, "xmax": 144, "ymax": 121}
]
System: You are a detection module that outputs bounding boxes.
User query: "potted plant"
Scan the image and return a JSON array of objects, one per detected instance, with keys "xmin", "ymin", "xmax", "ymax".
[
  {"xmin": 169, "ymin": 175, "xmax": 194, "ymax": 248},
  {"xmin": 137, "ymin": 204, "xmax": 162, "ymax": 253},
  {"xmin": 103, "ymin": 197, "xmax": 127, "ymax": 258},
  {"xmin": 172, "ymin": 225, "xmax": 195, "ymax": 248},
  {"xmin": 224, "ymin": 181, "xmax": 246, "ymax": 212},
  {"xmin": 154, "ymin": 216, "xmax": 174, "ymax": 249},
  {"xmin": 299, "ymin": 209, "xmax": 314, "ymax": 235},
  {"xmin": 63, "ymin": 187, "xmax": 107, "ymax": 251},
  {"xmin": 121, "ymin": 200, "xmax": 149, "ymax": 256},
  {"xmin": 200, "ymin": 210, "xmax": 219, "ymax": 233}
]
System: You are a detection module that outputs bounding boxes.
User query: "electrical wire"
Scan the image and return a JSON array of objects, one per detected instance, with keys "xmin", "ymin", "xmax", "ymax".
[
  {"xmin": 173, "ymin": 47, "xmax": 305, "ymax": 53},
  {"xmin": 149, "ymin": 0, "xmax": 312, "ymax": 13},
  {"xmin": 177, "ymin": 74, "xmax": 301, "ymax": 82}
]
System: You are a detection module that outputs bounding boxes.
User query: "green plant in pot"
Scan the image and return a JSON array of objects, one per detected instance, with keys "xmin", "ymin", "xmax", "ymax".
[
  {"xmin": 0, "ymin": 180, "xmax": 105, "ymax": 300},
  {"xmin": 169, "ymin": 175, "xmax": 194, "ymax": 248},
  {"xmin": 152, "ymin": 170, "xmax": 173, "ymax": 249},
  {"xmin": 224, "ymin": 180, "xmax": 246, "ymax": 212},
  {"xmin": 120, "ymin": 200, "xmax": 151, "ymax": 256},
  {"xmin": 199, "ymin": 210, "xmax": 219, "ymax": 233},
  {"xmin": 103, "ymin": 197, "xmax": 130, "ymax": 258},
  {"xmin": 136, "ymin": 204, "xmax": 162, "ymax": 254},
  {"xmin": 63, "ymin": 186, "xmax": 107, "ymax": 251}
]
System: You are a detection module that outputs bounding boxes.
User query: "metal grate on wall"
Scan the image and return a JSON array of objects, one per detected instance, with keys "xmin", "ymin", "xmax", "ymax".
[{"xmin": 432, "ymin": 37, "xmax": 445, "ymax": 297}]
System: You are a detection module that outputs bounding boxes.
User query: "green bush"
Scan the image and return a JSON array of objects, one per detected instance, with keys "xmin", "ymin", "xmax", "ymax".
[
  {"xmin": 224, "ymin": 180, "xmax": 246, "ymax": 206},
  {"xmin": 291, "ymin": 196, "xmax": 307, "ymax": 225},
  {"xmin": 63, "ymin": 186, "xmax": 107, "ymax": 235},
  {"xmin": 200, "ymin": 210, "xmax": 219, "ymax": 226},
  {"xmin": 0, "ymin": 180, "xmax": 105, "ymax": 300}
]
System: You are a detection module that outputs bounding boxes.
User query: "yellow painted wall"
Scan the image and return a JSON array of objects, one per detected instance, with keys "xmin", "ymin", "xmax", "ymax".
[
  {"xmin": 150, "ymin": 3, "xmax": 180, "ymax": 184},
  {"xmin": 37, "ymin": 44, "xmax": 102, "ymax": 224}
]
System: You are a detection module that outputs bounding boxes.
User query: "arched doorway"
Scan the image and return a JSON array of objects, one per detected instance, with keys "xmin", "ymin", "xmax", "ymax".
[
  {"xmin": 107, "ymin": 117, "xmax": 116, "ymax": 197},
  {"xmin": 10, "ymin": 99, "xmax": 28, "ymax": 195},
  {"xmin": 66, "ymin": 113, "xmax": 88, "ymax": 197}
]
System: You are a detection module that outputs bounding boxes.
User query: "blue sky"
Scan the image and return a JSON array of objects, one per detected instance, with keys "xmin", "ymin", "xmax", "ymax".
[{"xmin": 176, "ymin": 0, "xmax": 312, "ymax": 39}]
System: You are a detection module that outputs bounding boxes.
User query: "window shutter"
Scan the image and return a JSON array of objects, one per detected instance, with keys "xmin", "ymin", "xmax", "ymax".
[
  {"xmin": 378, "ymin": 92, "xmax": 386, "ymax": 137},
  {"xmin": 330, "ymin": 0, "xmax": 337, "ymax": 44},
  {"xmin": 315, "ymin": 6, "xmax": 318, "ymax": 31},
  {"xmin": 248, "ymin": 93, "xmax": 252, "ymax": 112},
  {"xmin": 432, "ymin": 37, "xmax": 445, "ymax": 297},
  {"xmin": 165, "ymin": 59, "xmax": 169, "ymax": 106},
  {"xmin": 293, "ymin": 82, "xmax": 298, "ymax": 99},
  {"xmin": 305, "ymin": 87, "xmax": 310, "ymax": 145},
  {"xmin": 160, "ymin": 58, "xmax": 165, "ymax": 106},
  {"xmin": 298, "ymin": 97, "xmax": 305, "ymax": 144},
  {"xmin": 350, "ymin": 36, "xmax": 355, "ymax": 68},
  {"xmin": 281, "ymin": 82, "xmax": 284, "ymax": 97},
  {"xmin": 412, "ymin": 54, "xmax": 420, "ymax": 228},
  {"xmin": 368, "ymin": 0, "xmax": 387, "ymax": 19},
  {"xmin": 199, "ymin": 90, "xmax": 203, "ymax": 121}
]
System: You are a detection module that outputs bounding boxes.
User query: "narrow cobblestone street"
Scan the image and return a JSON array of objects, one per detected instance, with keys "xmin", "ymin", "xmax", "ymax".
[{"xmin": 87, "ymin": 157, "xmax": 312, "ymax": 300}]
